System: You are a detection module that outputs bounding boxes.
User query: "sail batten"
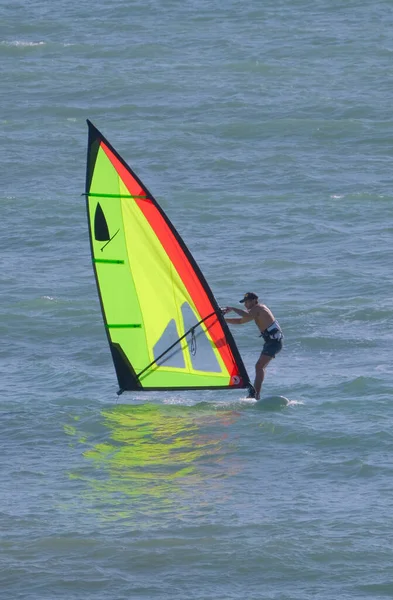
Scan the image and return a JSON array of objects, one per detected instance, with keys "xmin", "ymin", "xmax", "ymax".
[
  {"xmin": 107, "ymin": 324, "xmax": 142, "ymax": 329},
  {"xmin": 85, "ymin": 120, "xmax": 252, "ymax": 393},
  {"xmin": 93, "ymin": 259, "xmax": 124, "ymax": 264},
  {"xmin": 86, "ymin": 193, "xmax": 149, "ymax": 199}
]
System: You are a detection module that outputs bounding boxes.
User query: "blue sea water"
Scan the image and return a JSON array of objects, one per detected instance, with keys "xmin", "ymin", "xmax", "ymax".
[{"xmin": 1, "ymin": 1, "xmax": 393, "ymax": 598}]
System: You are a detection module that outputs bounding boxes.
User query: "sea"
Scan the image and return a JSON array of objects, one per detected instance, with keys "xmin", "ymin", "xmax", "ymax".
[{"xmin": 1, "ymin": 1, "xmax": 393, "ymax": 598}]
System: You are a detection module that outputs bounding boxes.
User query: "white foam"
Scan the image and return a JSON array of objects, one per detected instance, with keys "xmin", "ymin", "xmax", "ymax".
[{"xmin": 2, "ymin": 40, "xmax": 46, "ymax": 47}]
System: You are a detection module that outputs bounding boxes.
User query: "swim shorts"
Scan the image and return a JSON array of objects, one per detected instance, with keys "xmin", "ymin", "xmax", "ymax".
[
  {"xmin": 260, "ymin": 320, "xmax": 283, "ymax": 358},
  {"xmin": 262, "ymin": 339, "xmax": 283, "ymax": 358}
]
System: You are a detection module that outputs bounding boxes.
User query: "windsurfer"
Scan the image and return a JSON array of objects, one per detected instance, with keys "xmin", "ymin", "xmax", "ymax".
[{"xmin": 223, "ymin": 292, "xmax": 283, "ymax": 400}]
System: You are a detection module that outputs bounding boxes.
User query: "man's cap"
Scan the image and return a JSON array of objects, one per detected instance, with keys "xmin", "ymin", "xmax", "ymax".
[{"xmin": 239, "ymin": 292, "xmax": 258, "ymax": 303}]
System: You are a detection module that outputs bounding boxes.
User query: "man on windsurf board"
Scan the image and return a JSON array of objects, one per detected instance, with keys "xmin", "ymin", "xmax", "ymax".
[{"xmin": 223, "ymin": 292, "xmax": 283, "ymax": 400}]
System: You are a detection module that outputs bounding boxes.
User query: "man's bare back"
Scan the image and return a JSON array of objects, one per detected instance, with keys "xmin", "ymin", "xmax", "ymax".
[{"xmin": 247, "ymin": 303, "xmax": 276, "ymax": 334}]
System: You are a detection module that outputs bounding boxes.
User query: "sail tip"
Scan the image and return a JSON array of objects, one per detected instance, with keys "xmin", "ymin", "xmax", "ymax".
[{"xmin": 86, "ymin": 119, "xmax": 100, "ymax": 137}]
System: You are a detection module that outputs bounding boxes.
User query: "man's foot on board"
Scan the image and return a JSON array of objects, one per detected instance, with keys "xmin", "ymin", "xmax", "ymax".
[{"xmin": 246, "ymin": 386, "xmax": 257, "ymax": 399}]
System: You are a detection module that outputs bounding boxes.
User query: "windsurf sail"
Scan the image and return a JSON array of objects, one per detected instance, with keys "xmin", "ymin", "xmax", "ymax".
[{"xmin": 85, "ymin": 120, "xmax": 253, "ymax": 395}]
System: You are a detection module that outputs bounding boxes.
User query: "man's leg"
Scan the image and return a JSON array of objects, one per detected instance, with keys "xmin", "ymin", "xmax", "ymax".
[{"xmin": 254, "ymin": 353, "xmax": 273, "ymax": 400}]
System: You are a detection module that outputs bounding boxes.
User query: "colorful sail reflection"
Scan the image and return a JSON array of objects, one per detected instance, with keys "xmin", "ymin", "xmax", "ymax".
[
  {"xmin": 67, "ymin": 404, "xmax": 243, "ymax": 517},
  {"xmin": 85, "ymin": 120, "xmax": 252, "ymax": 394}
]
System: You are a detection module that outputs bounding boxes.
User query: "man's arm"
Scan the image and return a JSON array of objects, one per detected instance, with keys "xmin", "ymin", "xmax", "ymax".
[
  {"xmin": 224, "ymin": 308, "xmax": 254, "ymax": 325},
  {"xmin": 224, "ymin": 305, "xmax": 256, "ymax": 325},
  {"xmin": 224, "ymin": 306, "xmax": 249, "ymax": 317}
]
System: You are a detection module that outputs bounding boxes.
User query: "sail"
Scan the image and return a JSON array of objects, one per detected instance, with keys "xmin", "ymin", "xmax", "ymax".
[{"xmin": 85, "ymin": 120, "xmax": 252, "ymax": 394}]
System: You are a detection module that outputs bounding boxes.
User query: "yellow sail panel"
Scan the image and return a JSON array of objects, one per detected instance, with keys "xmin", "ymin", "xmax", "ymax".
[{"xmin": 121, "ymin": 183, "xmax": 225, "ymax": 377}]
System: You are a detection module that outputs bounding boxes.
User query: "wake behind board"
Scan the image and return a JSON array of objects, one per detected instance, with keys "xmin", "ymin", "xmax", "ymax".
[{"xmin": 257, "ymin": 395, "xmax": 289, "ymax": 409}]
